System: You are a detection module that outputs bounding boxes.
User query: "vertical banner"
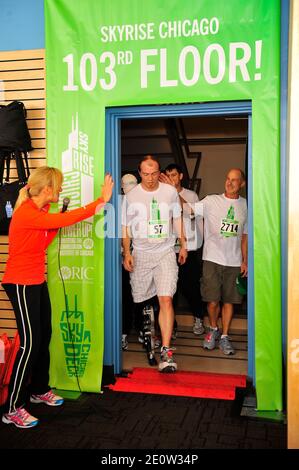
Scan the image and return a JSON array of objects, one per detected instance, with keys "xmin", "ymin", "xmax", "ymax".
[
  {"xmin": 46, "ymin": 1, "xmax": 105, "ymax": 390},
  {"xmin": 46, "ymin": 112, "xmax": 103, "ymax": 391},
  {"xmin": 45, "ymin": 0, "xmax": 282, "ymax": 409}
]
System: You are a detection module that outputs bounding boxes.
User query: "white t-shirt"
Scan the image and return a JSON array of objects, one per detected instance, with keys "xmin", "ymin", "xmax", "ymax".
[
  {"xmin": 122, "ymin": 182, "xmax": 181, "ymax": 253},
  {"xmin": 195, "ymin": 193, "xmax": 248, "ymax": 267},
  {"xmin": 175, "ymin": 187, "xmax": 203, "ymax": 252}
]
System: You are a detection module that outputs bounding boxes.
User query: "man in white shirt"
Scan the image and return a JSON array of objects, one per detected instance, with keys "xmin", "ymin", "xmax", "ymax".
[
  {"xmin": 196, "ymin": 168, "xmax": 248, "ymax": 355},
  {"xmin": 161, "ymin": 164, "xmax": 205, "ymax": 337},
  {"xmin": 122, "ymin": 156, "xmax": 187, "ymax": 372}
]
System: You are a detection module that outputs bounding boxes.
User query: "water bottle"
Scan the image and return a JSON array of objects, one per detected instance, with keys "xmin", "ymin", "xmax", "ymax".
[{"xmin": 5, "ymin": 201, "xmax": 13, "ymax": 218}]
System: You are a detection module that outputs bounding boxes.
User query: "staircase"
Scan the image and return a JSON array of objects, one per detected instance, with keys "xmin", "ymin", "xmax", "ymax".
[
  {"xmin": 123, "ymin": 313, "xmax": 248, "ymax": 376},
  {"xmin": 110, "ymin": 366, "xmax": 247, "ymax": 400}
]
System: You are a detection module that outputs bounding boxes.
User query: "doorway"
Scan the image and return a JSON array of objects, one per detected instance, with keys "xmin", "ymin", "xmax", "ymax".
[{"xmin": 104, "ymin": 101, "xmax": 253, "ymax": 380}]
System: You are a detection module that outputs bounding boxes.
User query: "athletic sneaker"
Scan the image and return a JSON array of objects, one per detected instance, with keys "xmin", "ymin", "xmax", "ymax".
[
  {"xmin": 193, "ymin": 318, "xmax": 205, "ymax": 335},
  {"xmin": 158, "ymin": 346, "xmax": 177, "ymax": 373},
  {"xmin": 2, "ymin": 407, "xmax": 39, "ymax": 429},
  {"xmin": 203, "ymin": 327, "xmax": 220, "ymax": 350},
  {"xmin": 30, "ymin": 390, "xmax": 64, "ymax": 406},
  {"xmin": 219, "ymin": 336, "xmax": 235, "ymax": 355},
  {"xmin": 122, "ymin": 334, "xmax": 128, "ymax": 350}
]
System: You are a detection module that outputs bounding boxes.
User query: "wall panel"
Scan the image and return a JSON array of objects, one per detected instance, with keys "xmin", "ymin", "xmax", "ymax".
[{"xmin": 0, "ymin": 49, "xmax": 46, "ymax": 337}]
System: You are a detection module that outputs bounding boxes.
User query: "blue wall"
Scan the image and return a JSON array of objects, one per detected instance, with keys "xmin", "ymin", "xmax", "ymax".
[{"xmin": 0, "ymin": 0, "xmax": 44, "ymax": 51}]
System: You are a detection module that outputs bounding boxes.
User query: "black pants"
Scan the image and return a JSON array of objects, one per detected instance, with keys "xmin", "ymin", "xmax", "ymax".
[
  {"xmin": 2, "ymin": 282, "xmax": 52, "ymax": 413},
  {"xmin": 173, "ymin": 249, "xmax": 204, "ymax": 319}
]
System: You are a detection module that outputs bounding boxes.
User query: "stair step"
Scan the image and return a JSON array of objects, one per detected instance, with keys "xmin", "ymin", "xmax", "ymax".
[
  {"xmin": 129, "ymin": 367, "xmax": 247, "ymax": 387},
  {"xmin": 123, "ymin": 351, "xmax": 247, "ymax": 374},
  {"xmin": 126, "ymin": 339, "xmax": 248, "ymax": 359},
  {"xmin": 109, "ymin": 367, "xmax": 247, "ymax": 400},
  {"xmin": 176, "ymin": 313, "xmax": 247, "ymax": 331},
  {"xmin": 110, "ymin": 379, "xmax": 237, "ymax": 400}
]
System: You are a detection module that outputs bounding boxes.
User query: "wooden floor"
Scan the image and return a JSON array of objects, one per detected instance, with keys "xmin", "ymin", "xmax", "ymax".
[{"xmin": 122, "ymin": 313, "xmax": 248, "ymax": 376}]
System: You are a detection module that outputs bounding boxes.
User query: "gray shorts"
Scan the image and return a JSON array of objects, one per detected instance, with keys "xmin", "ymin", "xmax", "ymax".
[
  {"xmin": 130, "ymin": 249, "xmax": 178, "ymax": 303},
  {"xmin": 200, "ymin": 260, "xmax": 243, "ymax": 304}
]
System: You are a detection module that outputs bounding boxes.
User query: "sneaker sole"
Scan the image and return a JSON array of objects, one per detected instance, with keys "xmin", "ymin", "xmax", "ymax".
[
  {"xmin": 158, "ymin": 362, "xmax": 177, "ymax": 373},
  {"xmin": 159, "ymin": 366, "xmax": 177, "ymax": 373},
  {"xmin": 30, "ymin": 397, "xmax": 64, "ymax": 406},
  {"xmin": 2, "ymin": 415, "xmax": 38, "ymax": 428},
  {"xmin": 193, "ymin": 329, "xmax": 205, "ymax": 335},
  {"xmin": 219, "ymin": 348, "xmax": 235, "ymax": 355},
  {"xmin": 203, "ymin": 343, "xmax": 216, "ymax": 350}
]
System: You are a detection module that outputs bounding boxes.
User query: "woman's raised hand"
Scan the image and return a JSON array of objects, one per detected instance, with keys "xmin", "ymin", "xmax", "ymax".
[{"xmin": 101, "ymin": 173, "xmax": 114, "ymax": 203}]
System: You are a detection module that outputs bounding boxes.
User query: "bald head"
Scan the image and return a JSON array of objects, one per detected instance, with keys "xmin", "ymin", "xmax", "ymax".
[
  {"xmin": 138, "ymin": 155, "xmax": 161, "ymax": 191},
  {"xmin": 228, "ymin": 168, "xmax": 245, "ymax": 182},
  {"xmin": 138, "ymin": 155, "xmax": 161, "ymax": 172},
  {"xmin": 224, "ymin": 168, "xmax": 246, "ymax": 199}
]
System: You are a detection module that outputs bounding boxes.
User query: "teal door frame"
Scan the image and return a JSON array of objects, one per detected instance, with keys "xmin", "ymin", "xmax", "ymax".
[{"xmin": 104, "ymin": 101, "xmax": 254, "ymax": 377}]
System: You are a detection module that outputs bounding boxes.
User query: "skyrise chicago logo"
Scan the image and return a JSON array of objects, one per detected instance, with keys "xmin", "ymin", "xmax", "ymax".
[
  {"xmin": 60, "ymin": 295, "xmax": 91, "ymax": 378},
  {"xmin": 59, "ymin": 114, "xmax": 95, "ymax": 257}
]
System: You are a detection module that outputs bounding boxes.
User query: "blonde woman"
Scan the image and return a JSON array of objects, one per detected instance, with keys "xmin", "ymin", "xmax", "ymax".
[{"xmin": 1, "ymin": 166, "xmax": 114, "ymax": 429}]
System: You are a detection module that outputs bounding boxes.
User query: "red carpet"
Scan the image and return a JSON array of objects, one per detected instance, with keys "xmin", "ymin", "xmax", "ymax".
[{"xmin": 108, "ymin": 367, "xmax": 247, "ymax": 400}]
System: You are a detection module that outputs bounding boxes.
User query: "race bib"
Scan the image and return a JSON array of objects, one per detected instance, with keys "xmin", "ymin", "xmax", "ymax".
[
  {"xmin": 220, "ymin": 218, "xmax": 239, "ymax": 237},
  {"xmin": 148, "ymin": 219, "xmax": 169, "ymax": 242}
]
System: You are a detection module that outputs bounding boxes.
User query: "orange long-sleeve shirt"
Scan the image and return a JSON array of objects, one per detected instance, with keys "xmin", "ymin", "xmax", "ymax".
[{"xmin": 2, "ymin": 197, "xmax": 104, "ymax": 285}]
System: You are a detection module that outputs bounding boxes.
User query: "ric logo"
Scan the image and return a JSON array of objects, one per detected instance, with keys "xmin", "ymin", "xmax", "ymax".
[
  {"xmin": 59, "ymin": 265, "xmax": 94, "ymax": 281},
  {"xmin": 60, "ymin": 295, "xmax": 91, "ymax": 378}
]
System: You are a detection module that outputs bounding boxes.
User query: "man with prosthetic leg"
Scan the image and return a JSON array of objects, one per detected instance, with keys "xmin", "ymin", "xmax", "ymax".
[{"xmin": 122, "ymin": 156, "xmax": 187, "ymax": 372}]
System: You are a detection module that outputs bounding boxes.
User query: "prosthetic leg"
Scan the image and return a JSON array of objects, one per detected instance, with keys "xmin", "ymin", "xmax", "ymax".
[{"xmin": 142, "ymin": 304, "xmax": 157, "ymax": 366}]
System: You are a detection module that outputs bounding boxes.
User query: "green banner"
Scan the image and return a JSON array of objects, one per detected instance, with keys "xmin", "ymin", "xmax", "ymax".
[
  {"xmin": 46, "ymin": 111, "xmax": 104, "ymax": 392},
  {"xmin": 45, "ymin": 0, "xmax": 281, "ymax": 409}
]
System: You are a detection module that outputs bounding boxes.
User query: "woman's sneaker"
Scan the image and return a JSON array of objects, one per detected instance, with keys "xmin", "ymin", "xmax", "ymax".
[
  {"xmin": 158, "ymin": 346, "xmax": 177, "ymax": 373},
  {"xmin": 30, "ymin": 390, "xmax": 64, "ymax": 406},
  {"xmin": 2, "ymin": 407, "xmax": 39, "ymax": 429},
  {"xmin": 193, "ymin": 318, "xmax": 205, "ymax": 335}
]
